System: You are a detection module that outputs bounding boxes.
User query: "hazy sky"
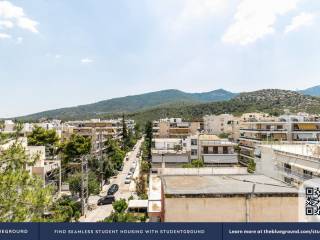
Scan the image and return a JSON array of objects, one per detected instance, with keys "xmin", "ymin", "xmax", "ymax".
[{"xmin": 1, "ymin": 0, "xmax": 320, "ymax": 117}]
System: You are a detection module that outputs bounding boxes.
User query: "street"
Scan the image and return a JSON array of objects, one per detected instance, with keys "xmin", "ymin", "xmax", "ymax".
[{"xmin": 79, "ymin": 138, "xmax": 143, "ymax": 222}]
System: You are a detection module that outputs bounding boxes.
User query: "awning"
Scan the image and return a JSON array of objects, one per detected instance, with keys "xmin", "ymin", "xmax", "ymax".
[
  {"xmin": 289, "ymin": 162, "xmax": 320, "ymax": 174},
  {"xmin": 296, "ymin": 123, "xmax": 318, "ymax": 131}
]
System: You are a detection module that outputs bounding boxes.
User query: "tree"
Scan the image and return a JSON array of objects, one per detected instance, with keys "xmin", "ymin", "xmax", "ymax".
[
  {"xmin": 136, "ymin": 175, "xmax": 147, "ymax": 197},
  {"xmin": 28, "ymin": 126, "xmax": 59, "ymax": 146},
  {"xmin": 68, "ymin": 171, "xmax": 100, "ymax": 197},
  {"xmin": 247, "ymin": 159, "xmax": 256, "ymax": 173},
  {"xmin": 28, "ymin": 126, "xmax": 59, "ymax": 157},
  {"xmin": 60, "ymin": 134, "xmax": 91, "ymax": 164},
  {"xmin": 182, "ymin": 159, "xmax": 204, "ymax": 168},
  {"xmin": 49, "ymin": 196, "xmax": 81, "ymax": 222},
  {"xmin": 112, "ymin": 199, "xmax": 127, "ymax": 213},
  {"xmin": 105, "ymin": 139, "xmax": 125, "ymax": 169},
  {"xmin": 134, "ymin": 123, "xmax": 142, "ymax": 139},
  {"xmin": 218, "ymin": 133, "xmax": 229, "ymax": 139},
  {"xmin": 144, "ymin": 121, "xmax": 153, "ymax": 160},
  {"xmin": 140, "ymin": 160, "xmax": 150, "ymax": 174},
  {"xmin": 0, "ymin": 143, "xmax": 53, "ymax": 222},
  {"xmin": 103, "ymin": 199, "xmax": 137, "ymax": 222},
  {"xmin": 121, "ymin": 114, "xmax": 128, "ymax": 150}
]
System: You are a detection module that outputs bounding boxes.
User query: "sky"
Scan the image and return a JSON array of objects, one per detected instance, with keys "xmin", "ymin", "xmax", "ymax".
[{"xmin": 1, "ymin": 0, "xmax": 320, "ymax": 118}]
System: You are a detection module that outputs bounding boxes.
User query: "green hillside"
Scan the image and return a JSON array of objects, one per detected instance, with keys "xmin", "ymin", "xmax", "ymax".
[{"xmin": 17, "ymin": 89, "xmax": 236, "ymax": 121}]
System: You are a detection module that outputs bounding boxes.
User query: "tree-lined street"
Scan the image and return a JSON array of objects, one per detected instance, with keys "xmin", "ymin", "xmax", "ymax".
[{"xmin": 79, "ymin": 138, "xmax": 143, "ymax": 222}]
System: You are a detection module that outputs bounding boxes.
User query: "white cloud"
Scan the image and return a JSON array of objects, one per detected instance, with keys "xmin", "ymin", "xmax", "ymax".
[
  {"xmin": 81, "ymin": 58, "xmax": 93, "ymax": 64},
  {"xmin": 16, "ymin": 17, "xmax": 38, "ymax": 33},
  {"xmin": 0, "ymin": 20, "xmax": 13, "ymax": 28},
  {"xmin": 172, "ymin": 0, "xmax": 228, "ymax": 31},
  {"xmin": 55, "ymin": 54, "xmax": 61, "ymax": 59},
  {"xmin": 222, "ymin": 0, "xmax": 300, "ymax": 45},
  {"xmin": 285, "ymin": 12, "xmax": 315, "ymax": 34},
  {"xmin": 0, "ymin": 32, "xmax": 11, "ymax": 39},
  {"xmin": 147, "ymin": 0, "xmax": 228, "ymax": 35},
  {"xmin": 0, "ymin": 1, "xmax": 39, "ymax": 33}
]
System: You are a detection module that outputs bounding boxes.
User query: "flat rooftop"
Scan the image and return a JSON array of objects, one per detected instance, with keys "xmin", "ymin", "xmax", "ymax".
[
  {"xmin": 263, "ymin": 144, "xmax": 320, "ymax": 159},
  {"xmin": 162, "ymin": 174, "xmax": 297, "ymax": 197}
]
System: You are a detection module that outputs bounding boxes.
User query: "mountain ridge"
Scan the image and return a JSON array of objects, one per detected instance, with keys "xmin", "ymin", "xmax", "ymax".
[
  {"xmin": 16, "ymin": 88, "xmax": 237, "ymax": 120},
  {"xmin": 12, "ymin": 86, "xmax": 320, "ymax": 121},
  {"xmin": 299, "ymin": 85, "xmax": 320, "ymax": 97}
]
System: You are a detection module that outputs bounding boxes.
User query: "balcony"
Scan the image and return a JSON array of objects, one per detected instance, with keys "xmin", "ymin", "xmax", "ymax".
[
  {"xmin": 240, "ymin": 128, "xmax": 288, "ymax": 133},
  {"xmin": 275, "ymin": 165, "xmax": 313, "ymax": 181}
]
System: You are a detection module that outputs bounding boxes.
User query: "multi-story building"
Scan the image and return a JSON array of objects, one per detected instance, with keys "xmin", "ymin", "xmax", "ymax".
[
  {"xmin": 256, "ymin": 144, "xmax": 320, "ymax": 187},
  {"xmin": 0, "ymin": 137, "xmax": 61, "ymax": 188},
  {"xmin": 158, "ymin": 174, "xmax": 298, "ymax": 222},
  {"xmin": 151, "ymin": 138, "xmax": 191, "ymax": 167},
  {"xmin": 203, "ymin": 114, "xmax": 235, "ymax": 135},
  {"xmin": 62, "ymin": 118, "xmax": 135, "ymax": 154},
  {"xmin": 239, "ymin": 115, "xmax": 320, "ymax": 165},
  {"xmin": 152, "ymin": 118, "xmax": 201, "ymax": 139},
  {"xmin": 190, "ymin": 134, "xmax": 238, "ymax": 165},
  {"xmin": 151, "ymin": 134, "xmax": 238, "ymax": 167}
]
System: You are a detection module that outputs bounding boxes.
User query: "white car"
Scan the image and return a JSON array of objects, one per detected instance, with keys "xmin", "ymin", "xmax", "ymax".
[{"xmin": 127, "ymin": 172, "xmax": 133, "ymax": 177}]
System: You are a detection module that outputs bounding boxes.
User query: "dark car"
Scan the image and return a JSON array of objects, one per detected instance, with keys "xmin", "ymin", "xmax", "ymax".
[
  {"xmin": 97, "ymin": 195, "xmax": 115, "ymax": 205},
  {"xmin": 107, "ymin": 184, "xmax": 119, "ymax": 195},
  {"xmin": 118, "ymin": 164, "xmax": 124, "ymax": 171}
]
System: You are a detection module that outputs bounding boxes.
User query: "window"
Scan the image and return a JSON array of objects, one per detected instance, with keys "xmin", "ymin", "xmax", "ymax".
[
  {"xmin": 191, "ymin": 139, "xmax": 197, "ymax": 146},
  {"xmin": 223, "ymin": 146, "xmax": 228, "ymax": 154},
  {"xmin": 203, "ymin": 146, "xmax": 208, "ymax": 154},
  {"xmin": 284, "ymin": 163, "xmax": 291, "ymax": 174},
  {"xmin": 303, "ymin": 169, "xmax": 313, "ymax": 179},
  {"xmin": 191, "ymin": 149, "xmax": 197, "ymax": 156},
  {"xmin": 213, "ymin": 146, "xmax": 218, "ymax": 154}
]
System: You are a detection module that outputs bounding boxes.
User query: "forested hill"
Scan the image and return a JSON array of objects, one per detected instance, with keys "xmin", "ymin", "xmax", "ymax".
[
  {"xmin": 17, "ymin": 89, "xmax": 236, "ymax": 120},
  {"xmin": 127, "ymin": 89, "xmax": 320, "ymax": 124}
]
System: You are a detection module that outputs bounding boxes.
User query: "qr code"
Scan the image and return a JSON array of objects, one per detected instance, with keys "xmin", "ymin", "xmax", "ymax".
[{"xmin": 305, "ymin": 187, "xmax": 320, "ymax": 215}]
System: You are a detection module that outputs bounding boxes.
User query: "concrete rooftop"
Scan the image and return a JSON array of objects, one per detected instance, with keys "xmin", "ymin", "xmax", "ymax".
[{"xmin": 162, "ymin": 174, "xmax": 297, "ymax": 196}]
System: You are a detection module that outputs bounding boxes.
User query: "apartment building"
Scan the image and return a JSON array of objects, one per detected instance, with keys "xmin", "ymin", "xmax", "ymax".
[
  {"xmin": 147, "ymin": 167, "xmax": 248, "ymax": 222},
  {"xmin": 160, "ymin": 174, "xmax": 298, "ymax": 222},
  {"xmin": 2, "ymin": 120, "xmax": 15, "ymax": 133},
  {"xmin": 151, "ymin": 138, "xmax": 191, "ymax": 167},
  {"xmin": 0, "ymin": 137, "xmax": 61, "ymax": 188},
  {"xmin": 152, "ymin": 118, "xmax": 201, "ymax": 139},
  {"xmin": 190, "ymin": 134, "xmax": 238, "ymax": 164},
  {"xmin": 151, "ymin": 134, "xmax": 238, "ymax": 166},
  {"xmin": 256, "ymin": 144, "xmax": 320, "ymax": 187},
  {"xmin": 62, "ymin": 119, "xmax": 134, "ymax": 154},
  {"xmin": 203, "ymin": 114, "xmax": 234, "ymax": 134},
  {"xmin": 239, "ymin": 114, "xmax": 320, "ymax": 165}
]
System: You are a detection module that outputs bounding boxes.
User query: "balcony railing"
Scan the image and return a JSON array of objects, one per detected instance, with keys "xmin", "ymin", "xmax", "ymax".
[
  {"xmin": 240, "ymin": 128, "xmax": 288, "ymax": 132},
  {"xmin": 275, "ymin": 165, "xmax": 313, "ymax": 181}
]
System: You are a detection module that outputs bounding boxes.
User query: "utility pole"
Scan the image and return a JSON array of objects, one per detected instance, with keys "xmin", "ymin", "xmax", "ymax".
[
  {"xmin": 81, "ymin": 155, "xmax": 89, "ymax": 216},
  {"xmin": 98, "ymin": 129, "xmax": 104, "ymax": 191}
]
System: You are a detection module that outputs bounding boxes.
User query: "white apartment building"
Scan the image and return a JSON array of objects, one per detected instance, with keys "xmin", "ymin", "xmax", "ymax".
[
  {"xmin": 151, "ymin": 134, "xmax": 238, "ymax": 166},
  {"xmin": 256, "ymin": 144, "xmax": 320, "ymax": 187},
  {"xmin": 3, "ymin": 120, "xmax": 15, "ymax": 133},
  {"xmin": 0, "ymin": 137, "xmax": 61, "ymax": 187},
  {"xmin": 203, "ymin": 114, "xmax": 234, "ymax": 134},
  {"xmin": 239, "ymin": 114, "xmax": 320, "ymax": 166}
]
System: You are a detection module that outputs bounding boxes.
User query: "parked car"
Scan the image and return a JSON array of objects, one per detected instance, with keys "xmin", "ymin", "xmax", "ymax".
[
  {"xmin": 118, "ymin": 164, "xmax": 124, "ymax": 171},
  {"xmin": 124, "ymin": 179, "xmax": 131, "ymax": 184},
  {"xmin": 125, "ymin": 157, "xmax": 129, "ymax": 161},
  {"xmin": 127, "ymin": 172, "xmax": 133, "ymax": 177},
  {"xmin": 107, "ymin": 184, "xmax": 119, "ymax": 195},
  {"xmin": 97, "ymin": 195, "xmax": 115, "ymax": 205}
]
